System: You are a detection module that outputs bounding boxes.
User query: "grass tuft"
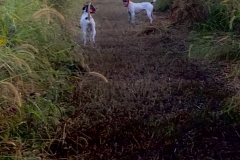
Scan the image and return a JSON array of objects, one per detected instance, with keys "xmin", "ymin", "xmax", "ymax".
[
  {"xmin": 33, "ymin": 7, "xmax": 65, "ymax": 23},
  {"xmin": 88, "ymin": 71, "xmax": 108, "ymax": 83},
  {"xmin": 0, "ymin": 81, "xmax": 22, "ymax": 108}
]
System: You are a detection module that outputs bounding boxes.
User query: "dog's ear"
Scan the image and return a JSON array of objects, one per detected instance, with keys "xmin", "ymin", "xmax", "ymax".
[
  {"xmin": 82, "ymin": 5, "xmax": 88, "ymax": 12},
  {"xmin": 83, "ymin": 4, "xmax": 89, "ymax": 9}
]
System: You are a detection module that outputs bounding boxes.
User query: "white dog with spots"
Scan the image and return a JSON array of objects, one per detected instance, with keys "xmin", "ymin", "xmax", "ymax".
[
  {"xmin": 123, "ymin": 0, "xmax": 156, "ymax": 24},
  {"xmin": 80, "ymin": 3, "xmax": 96, "ymax": 45}
]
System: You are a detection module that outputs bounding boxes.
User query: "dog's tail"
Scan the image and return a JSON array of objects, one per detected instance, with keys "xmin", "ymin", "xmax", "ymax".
[
  {"xmin": 87, "ymin": 3, "xmax": 91, "ymax": 20},
  {"xmin": 151, "ymin": 0, "xmax": 156, "ymax": 4}
]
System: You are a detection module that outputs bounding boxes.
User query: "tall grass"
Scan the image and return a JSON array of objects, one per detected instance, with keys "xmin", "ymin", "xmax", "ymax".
[
  {"xmin": 186, "ymin": 0, "xmax": 240, "ymax": 129},
  {"xmin": 188, "ymin": 0, "xmax": 240, "ymax": 60},
  {"xmin": 193, "ymin": 0, "xmax": 240, "ymax": 32},
  {"xmin": 0, "ymin": 0, "xmax": 83, "ymax": 158}
]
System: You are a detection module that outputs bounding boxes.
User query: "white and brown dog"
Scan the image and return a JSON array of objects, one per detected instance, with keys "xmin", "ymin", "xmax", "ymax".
[
  {"xmin": 80, "ymin": 3, "xmax": 96, "ymax": 45},
  {"xmin": 123, "ymin": 0, "xmax": 156, "ymax": 24}
]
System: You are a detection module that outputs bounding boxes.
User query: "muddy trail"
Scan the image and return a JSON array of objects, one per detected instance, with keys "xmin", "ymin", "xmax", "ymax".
[{"xmin": 50, "ymin": 0, "xmax": 240, "ymax": 159}]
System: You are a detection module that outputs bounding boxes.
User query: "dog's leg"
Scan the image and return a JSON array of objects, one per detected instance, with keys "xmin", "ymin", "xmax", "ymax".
[
  {"xmin": 147, "ymin": 11, "xmax": 153, "ymax": 24},
  {"xmin": 92, "ymin": 29, "xmax": 96, "ymax": 48},
  {"xmin": 128, "ymin": 11, "xmax": 131, "ymax": 23},
  {"xmin": 90, "ymin": 23, "xmax": 96, "ymax": 43},
  {"xmin": 90, "ymin": 29, "xmax": 96, "ymax": 43},
  {"xmin": 130, "ymin": 12, "xmax": 135, "ymax": 24},
  {"xmin": 128, "ymin": 11, "xmax": 135, "ymax": 27},
  {"xmin": 88, "ymin": 27, "xmax": 92, "ymax": 42},
  {"xmin": 82, "ymin": 31, "xmax": 87, "ymax": 45},
  {"xmin": 90, "ymin": 30, "xmax": 93, "ymax": 42},
  {"xmin": 81, "ymin": 26, "xmax": 87, "ymax": 45},
  {"xmin": 89, "ymin": 23, "xmax": 96, "ymax": 48},
  {"xmin": 92, "ymin": 28, "xmax": 96, "ymax": 43},
  {"xmin": 151, "ymin": 11, "xmax": 154, "ymax": 21}
]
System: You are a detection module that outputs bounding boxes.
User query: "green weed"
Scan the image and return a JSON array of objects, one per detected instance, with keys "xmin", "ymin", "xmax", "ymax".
[{"xmin": 189, "ymin": 32, "xmax": 240, "ymax": 60}]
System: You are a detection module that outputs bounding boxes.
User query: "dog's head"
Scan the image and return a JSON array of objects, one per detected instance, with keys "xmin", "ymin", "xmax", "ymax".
[
  {"xmin": 122, "ymin": 0, "xmax": 130, "ymax": 7},
  {"xmin": 82, "ymin": 3, "xmax": 96, "ymax": 14}
]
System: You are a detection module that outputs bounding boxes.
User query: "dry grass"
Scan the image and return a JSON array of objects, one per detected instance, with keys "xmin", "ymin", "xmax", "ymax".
[
  {"xmin": 88, "ymin": 71, "xmax": 108, "ymax": 83},
  {"xmin": 170, "ymin": 0, "xmax": 209, "ymax": 26},
  {"xmin": 0, "ymin": 81, "xmax": 22, "ymax": 108},
  {"xmin": 33, "ymin": 7, "xmax": 65, "ymax": 23}
]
